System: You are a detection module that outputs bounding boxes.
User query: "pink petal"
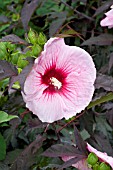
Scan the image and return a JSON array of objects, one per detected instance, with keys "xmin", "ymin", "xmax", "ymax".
[
  {"xmin": 105, "ymin": 8, "xmax": 113, "ymax": 17},
  {"xmin": 100, "ymin": 17, "xmax": 113, "ymax": 27},
  {"xmin": 108, "ymin": 24, "xmax": 113, "ymax": 28},
  {"xmin": 35, "ymin": 37, "xmax": 65, "ymax": 71},
  {"xmin": 23, "ymin": 65, "xmax": 47, "ymax": 96},
  {"xmin": 87, "ymin": 143, "xmax": 113, "ymax": 168},
  {"xmin": 56, "ymin": 46, "xmax": 96, "ymax": 119},
  {"xmin": 100, "ymin": 8, "xmax": 113, "ymax": 28},
  {"xmin": 62, "ymin": 156, "xmax": 92, "ymax": 170},
  {"xmin": 25, "ymin": 93, "xmax": 66, "ymax": 123}
]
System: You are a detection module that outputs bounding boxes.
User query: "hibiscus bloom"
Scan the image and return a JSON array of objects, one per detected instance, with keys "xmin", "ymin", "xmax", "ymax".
[
  {"xmin": 62, "ymin": 143, "xmax": 113, "ymax": 170},
  {"xmin": 100, "ymin": 6, "xmax": 113, "ymax": 28},
  {"xmin": 22, "ymin": 37, "xmax": 96, "ymax": 123}
]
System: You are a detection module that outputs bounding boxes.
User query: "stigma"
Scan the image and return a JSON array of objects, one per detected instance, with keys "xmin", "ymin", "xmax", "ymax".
[{"xmin": 50, "ymin": 77, "xmax": 62, "ymax": 89}]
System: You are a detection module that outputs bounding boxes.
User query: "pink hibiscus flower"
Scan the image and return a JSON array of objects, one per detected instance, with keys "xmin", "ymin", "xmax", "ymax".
[
  {"xmin": 100, "ymin": 6, "xmax": 113, "ymax": 28},
  {"xmin": 62, "ymin": 143, "xmax": 113, "ymax": 170},
  {"xmin": 22, "ymin": 37, "xmax": 96, "ymax": 123}
]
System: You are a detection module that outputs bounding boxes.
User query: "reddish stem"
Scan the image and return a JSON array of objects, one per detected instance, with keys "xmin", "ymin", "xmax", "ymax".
[
  {"xmin": 20, "ymin": 109, "xmax": 30, "ymax": 118},
  {"xmin": 57, "ymin": 111, "xmax": 85, "ymax": 133},
  {"xmin": 44, "ymin": 123, "xmax": 50, "ymax": 132}
]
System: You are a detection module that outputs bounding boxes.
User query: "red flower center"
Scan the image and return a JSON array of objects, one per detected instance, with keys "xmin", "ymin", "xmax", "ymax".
[{"xmin": 42, "ymin": 65, "xmax": 67, "ymax": 93}]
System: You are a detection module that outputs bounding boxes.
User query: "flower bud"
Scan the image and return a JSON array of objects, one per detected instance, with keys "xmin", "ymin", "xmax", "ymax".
[
  {"xmin": 0, "ymin": 50, "xmax": 6, "ymax": 59},
  {"xmin": 25, "ymin": 50, "xmax": 33, "ymax": 57},
  {"xmin": 93, "ymin": 163, "xmax": 100, "ymax": 170},
  {"xmin": 27, "ymin": 28, "xmax": 38, "ymax": 44},
  {"xmin": 6, "ymin": 42, "xmax": 16, "ymax": 52},
  {"xmin": 0, "ymin": 42, "xmax": 7, "ymax": 52},
  {"xmin": 17, "ymin": 54, "xmax": 28, "ymax": 69},
  {"xmin": 99, "ymin": 162, "xmax": 111, "ymax": 170},
  {"xmin": 12, "ymin": 13, "xmax": 20, "ymax": 22},
  {"xmin": 0, "ymin": 42, "xmax": 7, "ymax": 59},
  {"xmin": 37, "ymin": 32, "xmax": 47, "ymax": 45},
  {"xmin": 32, "ymin": 44, "xmax": 42, "ymax": 57},
  {"xmin": 11, "ymin": 51, "xmax": 19, "ymax": 65},
  {"xmin": 87, "ymin": 152, "xmax": 98, "ymax": 166}
]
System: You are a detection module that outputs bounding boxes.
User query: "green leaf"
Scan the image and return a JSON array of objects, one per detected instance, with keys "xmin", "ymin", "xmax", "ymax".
[
  {"xmin": 87, "ymin": 92, "xmax": 113, "ymax": 109},
  {"xmin": 0, "ymin": 133, "xmax": 6, "ymax": 160},
  {"xmin": 0, "ymin": 111, "xmax": 18, "ymax": 124},
  {"xmin": 0, "ymin": 123, "xmax": 9, "ymax": 127}
]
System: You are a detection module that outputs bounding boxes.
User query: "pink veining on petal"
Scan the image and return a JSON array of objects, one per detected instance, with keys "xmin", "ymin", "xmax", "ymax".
[
  {"xmin": 22, "ymin": 37, "xmax": 96, "ymax": 123},
  {"xmin": 87, "ymin": 143, "xmax": 113, "ymax": 168}
]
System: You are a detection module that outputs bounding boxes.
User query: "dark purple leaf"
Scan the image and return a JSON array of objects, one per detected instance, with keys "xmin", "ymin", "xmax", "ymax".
[
  {"xmin": 93, "ymin": 133, "xmax": 113, "ymax": 157},
  {"xmin": 95, "ymin": 73, "xmax": 113, "ymax": 91},
  {"xmin": 49, "ymin": 11, "xmax": 67, "ymax": 37},
  {"xmin": 58, "ymin": 155, "xmax": 86, "ymax": 169},
  {"xmin": 21, "ymin": 0, "xmax": 41, "ymax": 31},
  {"xmin": 0, "ymin": 60, "xmax": 17, "ymax": 81},
  {"xmin": 9, "ymin": 58, "xmax": 34, "ymax": 91},
  {"xmin": 28, "ymin": 118, "xmax": 47, "ymax": 128},
  {"xmin": 74, "ymin": 126, "xmax": 87, "ymax": 155},
  {"xmin": 0, "ymin": 34, "xmax": 28, "ymax": 45},
  {"xmin": 0, "ymin": 15, "xmax": 9, "ymax": 23},
  {"xmin": 94, "ymin": 0, "xmax": 113, "ymax": 17},
  {"xmin": 42, "ymin": 144, "xmax": 84, "ymax": 157},
  {"xmin": 99, "ymin": 64, "xmax": 109, "ymax": 74},
  {"xmin": 106, "ymin": 108, "xmax": 113, "ymax": 128},
  {"xmin": 2, "ymin": 93, "xmax": 24, "ymax": 115},
  {"xmin": 7, "ymin": 4, "xmax": 16, "ymax": 12},
  {"xmin": 81, "ymin": 34, "xmax": 113, "ymax": 46},
  {"xmin": 49, "ymin": 18, "xmax": 66, "ymax": 37},
  {"xmin": 108, "ymin": 52, "xmax": 113, "ymax": 73},
  {"xmin": 10, "ymin": 135, "xmax": 46, "ymax": 170},
  {"xmin": 26, "ymin": 118, "xmax": 47, "ymax": 136},
  {"xmin": 79, "ymin": 112, "xmax": 94, "ymax": 135}
]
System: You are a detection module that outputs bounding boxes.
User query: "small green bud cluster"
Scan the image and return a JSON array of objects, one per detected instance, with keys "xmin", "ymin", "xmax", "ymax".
[
  {"xmin": 0, "ymin": 42, "xmax": 16, "ymax": 61},
  {"xmin": 0, "ymin": 42, "xmax": 28, "ymax": 70},
  {"xmin": 87, "ymin": 153, "xmax": 111, "ymax": 170},
  {"xmin": 0, "ymin": 28, "xmax": 47, "ymax": 71},
  {"xmin": 27, "ymin": 28, "xmax": 47, "ymax": 58}
]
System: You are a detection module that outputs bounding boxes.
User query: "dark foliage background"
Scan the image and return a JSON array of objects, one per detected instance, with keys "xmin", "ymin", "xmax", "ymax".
[{"xmin": 0, "ymin": 0, "xmax": 113, "ymax": 170}]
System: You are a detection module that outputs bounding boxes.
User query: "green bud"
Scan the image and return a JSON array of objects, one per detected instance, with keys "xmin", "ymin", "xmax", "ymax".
[
  {"xmin": 12, "ymin": 81, "xmax": 20, "ymax": 89},
  {"xmin": 87, "ymin": 153, "xmax": 98, "ymax": 166},
  {"xmin": 99, "ymin": 162, "xmax": 111, "ymax": 170},
  {"xmin": 0, "ymin": 42, "xmax": 7, "ymax": 52},
  {"xmin": 12, "ymin": 13, "xmax": 20, "ymax": 22},
  {"xmin": 93, "ymin": 163, "xmax": 100, "ymax": 170},
  {"xmin": 6, "ymin": 42, "xmax": 16, "ymax": 52},
  {"xmin": 32, "ymin": 44, "xmax": 42, "ymax": 57},
  {"xmin": 37, "ymin": 32, "xmax": 47, "ymax": 45},
  {"xmin": 17, "ymin": 54, "xmax": 28, "ymax": 69},
  {"xmin": 25, "ymin": 50, "xmax": 33, "ymax": 57},
  {"xmin": 0, "ymin": 42, "xmax": 8, "ymax": 59},
  {"xmin": 27, "ymin": 28, "xmax": 38, "ymax": 44},
  {"xmin": 0, "ymin": 50, "xmax": 6, "ymax": 59},
  {"xmin": 18, "ymin": 68, "xmax": 22, "ymax": 74},
  {"xmin": 11, "ymin": 51, "xmax": 19, "ymax": 65}
]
